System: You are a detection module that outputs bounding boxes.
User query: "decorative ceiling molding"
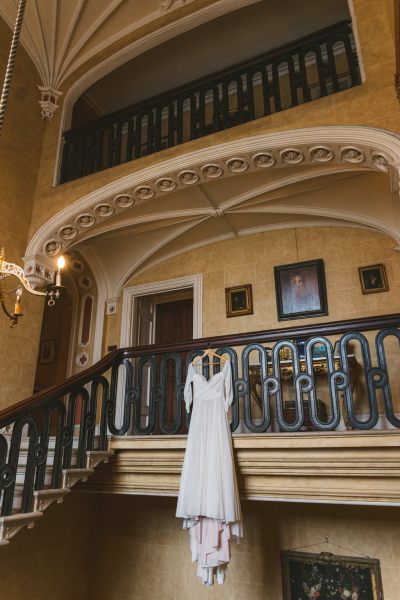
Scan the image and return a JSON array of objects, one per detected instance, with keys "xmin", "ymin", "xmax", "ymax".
[
  {"xmin": 0, "ymin": 0, "xmax": 259, "ymax": 121},
  {"xmin": 26, "ymin": 126, "xmax": 399, "ymax": 265}
]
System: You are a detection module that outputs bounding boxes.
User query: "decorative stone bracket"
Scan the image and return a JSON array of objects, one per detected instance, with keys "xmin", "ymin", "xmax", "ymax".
[
  {"xmin": 38, "ymin": 85, "xmax": 62, "ymax": 121},
  {"xmin": 23, "ymin": 255, "xmax": 56, "ymax": 289}
]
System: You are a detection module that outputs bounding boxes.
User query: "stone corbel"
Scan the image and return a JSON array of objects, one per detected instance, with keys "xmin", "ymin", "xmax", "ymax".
[
  {"xmin": 23, "ymin": 255, "xmax": 56, "ymax": 290},
  {"xmin": 38, "ymin": 85, "xmax": 62, "ymax": 121},
  {"xmin": 160, "ymin": 0, "xmax": 188, "ymax": 12}
]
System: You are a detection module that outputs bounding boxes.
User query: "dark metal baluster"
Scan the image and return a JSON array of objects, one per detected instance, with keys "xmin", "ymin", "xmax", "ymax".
[
  {"xmin": 132, "ymin": 356, "xmax": 156, "ymax": 435},
  {"xmin": 91, "ymin": 376, "xmax": 110, "ymax": 451},
  {"xmin": 159, "ymin": 353, "xmax": 182, "ymax": 435},
  {"xmin": 77, "ymin": 387, "xmax": 90, "ymax": 468},
  {"xmin": 35, "ymin": 399, "xmax": 65, "ymax": 491},
  {"xmin": 375, "ymin": 328, "xmax": 400, "ymax": 428},
  {"xmin": 241, "ymin": 344, "xmax": 271, "ymax": 433},
  {"xmin": 62, "ymin": 391, "xmax": 78, "ymax": 469},
  {"xmin": 298, "ymin": 49, "xmax": 313, "ymax": 103},
  {"xmin": 339, "ymin": 332, "xmax": 379, "ymax": 429},
  {"xmin": 304, "ymin": 337, "xmax": 342, "ymax": 430},
  {"xmin": 273, "ymin": 340, "xmax": 305, "ymax": 432}
]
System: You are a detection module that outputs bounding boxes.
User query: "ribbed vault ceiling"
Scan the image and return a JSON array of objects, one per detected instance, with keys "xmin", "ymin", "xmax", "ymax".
[{"xmin": 72, "ymin": 166, "xmax": 395, "ymax": 297}]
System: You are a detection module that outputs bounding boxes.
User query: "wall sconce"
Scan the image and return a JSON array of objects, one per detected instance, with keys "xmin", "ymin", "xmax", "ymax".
[{"xmin": 0, "ymin": 248, "xmax": 65, "ymax": 327}]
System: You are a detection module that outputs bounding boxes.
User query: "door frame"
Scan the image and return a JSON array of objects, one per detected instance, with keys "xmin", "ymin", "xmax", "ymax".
[{"xmin": 120, "ymin": 274, "xmax": 203, "ymax": 348}]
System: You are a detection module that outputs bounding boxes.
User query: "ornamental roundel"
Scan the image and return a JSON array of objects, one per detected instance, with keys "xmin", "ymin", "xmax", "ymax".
[
  {"xmin": 252, "ymin": 152, "xmax": 276, "ymax": 168},
  {"xmin": 226, "ymin": 158, "xmax": 248, "ymax": 173},
  {"xmin": 114, "ymin": 194, "xmax": 134, "ymax": 208},
  {"xmin": 310, "ymin": 146, "xmax": 334, "ymax": 163},
  {"xmin": 45, "ymin": 240, "xmax": 62, "ymax": 256},
  {"xmin": 280, "ymin": 148, "xmax": 304, "ymax": 164},
  {"xmin": 59, "ymin": 226, "xmax": 78, "ymax": 240},
  {"xmin": 201, "ymin": 163, "xmax": 223, "ymax": 178},
  {"xmin": 371, "ymin": 153, "xmax": 389, "ymax": 172},
  {"xmin": 156, "ymin": 178, "xmax": 177, "ymax": 192},
  {"xmin": 178, "ymin": 170, "xmax": 199, "ymax": 185},
  {"xmin": 134, "ymin": 186, "xmax": 155, "ymax": 200},
  {"xmin": 75, "ymin": 351, "xmax": 89, "ymax": 367},
  {"xmin": 76, "ymin": 214, "xmax": 95, "ymax": 228},
  {"xmin": 340, "ymin": 146, "xmax": 365, "ymax": 163},
  {"xmin": 94, "ymin": 204, "xmax": 114, "ymax": 218}
]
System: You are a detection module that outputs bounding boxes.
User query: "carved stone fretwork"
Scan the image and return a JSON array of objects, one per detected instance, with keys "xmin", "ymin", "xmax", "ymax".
[
  {"xmin": 32, "ymin": 488, "xmax": 70, "ymax": 512},
  {"xmin": 0, "ymin": 512, "xmax": 43, "ymax": 545},
  {"xmin": 82, "ymin": 431, "xmax": 400, "ymax": 505},
  {"xmin": 86, "ymin": 450, "xmax": 114, "ymax": 470},
  {"xmin": 62, "ymin": 468, "xmax": 94, "ymax": 489},
  {"xmin": 22, "ymin": 255, "xmax": 56, "ymax": 289},
  {"xmin": 38, "ymin": 85, "xmax": 62, "ymax": 121}
]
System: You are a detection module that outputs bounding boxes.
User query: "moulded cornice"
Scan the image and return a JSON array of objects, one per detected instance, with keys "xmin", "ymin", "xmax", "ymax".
[{"xmin": 27, "ymin": 126, "xmax": 400, "ymax": 266}]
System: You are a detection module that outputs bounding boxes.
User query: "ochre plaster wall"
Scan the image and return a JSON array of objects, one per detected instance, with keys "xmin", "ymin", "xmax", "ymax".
[
  {"xmin": 105, "ymin": 226, "xmax": 400, "ymax": 348},
  {"xmin": 28, "ymin": 0, "xmax": 399, "ymax": 237},
  {"xmin": 0, "ymin": 17, "xmax": 46, "ymax": 409},
  {"xmin": 2, "ymin": 493, "xmax": 399, "ymax": 600}
]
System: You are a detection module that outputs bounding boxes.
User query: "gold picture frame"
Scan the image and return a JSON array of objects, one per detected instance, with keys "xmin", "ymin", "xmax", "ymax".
[
  {"xmin": 225, "ymin": 284, "xmax": 253, "ymax": 318},
  {"xmin": 358, "ymin": 264, "xmax": 389, "ymax": 294}
]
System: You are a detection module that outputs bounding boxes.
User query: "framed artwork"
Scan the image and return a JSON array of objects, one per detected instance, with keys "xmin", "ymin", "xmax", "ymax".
[
  {"xmin": 38, "ymin": 339, "xmax": 55, "ymax": 365},
  {"xmin": 358, "ymin": 264, "xmax": 388, "ymax": 294},
  {"xmin": 274, "ymin": 259, "xmax": 328, "ymax": 321},
  {"xmin": 225, "ymin": 284, "xmax": 253, "ymax": 317},
  {"xmin": 281, "ymin": 550, "xmax": 384, "ymax": 600}
]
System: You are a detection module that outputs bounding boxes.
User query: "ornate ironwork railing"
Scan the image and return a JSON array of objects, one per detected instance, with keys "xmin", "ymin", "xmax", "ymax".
[
  {"xmin": 0, "ymin": 313, "xmax": 400, "ymax": 517},
  {"xmin": 60, "ymin": 19, "xmax": 360, "ymax": 183}
]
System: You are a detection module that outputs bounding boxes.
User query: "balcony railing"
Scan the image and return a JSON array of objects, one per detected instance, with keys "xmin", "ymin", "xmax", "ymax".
[
  {"xmin": 0, "ymin": 313, "xmax": 400, "ymax": 517},
  {"xmin": 60, "ymin": 19, "xmax": 360, "ymax": 183}
]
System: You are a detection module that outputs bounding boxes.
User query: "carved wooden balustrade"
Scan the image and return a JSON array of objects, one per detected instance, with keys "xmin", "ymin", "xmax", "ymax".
[{"xmin": 60, "ymin": 19, "xmax": 360, "ymax": 183}]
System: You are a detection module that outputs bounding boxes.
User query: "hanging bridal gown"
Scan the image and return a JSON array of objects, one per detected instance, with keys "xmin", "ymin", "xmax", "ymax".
[{"xmin": 176, "ymin": 359, "xmax": 242, "ymax": 586}]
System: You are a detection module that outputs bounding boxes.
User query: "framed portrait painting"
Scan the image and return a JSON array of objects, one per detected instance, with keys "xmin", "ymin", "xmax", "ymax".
[
  {"xmin": 281, "ymin": 550, "xmax": 384, "ymax": 600},
  {"xmin": 358, "ymin": 264, "xmax": 388, "ymax": 294},
  {"xmin": 225, "ymin": 284, "xmax": 253, "ymax": 317},
  {"xmin": 274, "ymin": 259, "xmax": 328, "ymax": 321}
]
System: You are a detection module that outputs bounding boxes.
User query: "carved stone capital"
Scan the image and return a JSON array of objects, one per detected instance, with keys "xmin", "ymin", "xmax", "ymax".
[{"xmin": 38, "ymin": 85, "xmax": 62, "ymax": 121}]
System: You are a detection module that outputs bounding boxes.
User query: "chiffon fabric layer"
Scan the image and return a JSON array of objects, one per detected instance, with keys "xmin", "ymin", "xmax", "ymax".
[{"xmin": 176, "ymin": 360, "xmax": 242, "ymax": 586}]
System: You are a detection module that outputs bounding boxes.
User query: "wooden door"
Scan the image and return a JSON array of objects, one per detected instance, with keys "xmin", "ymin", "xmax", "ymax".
[{"xmin": 155, "ymin": 299, "xmax": 193, "ymax": 430}]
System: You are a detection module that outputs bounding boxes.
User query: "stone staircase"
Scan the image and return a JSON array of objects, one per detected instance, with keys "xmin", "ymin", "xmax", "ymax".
[{"xmin": 0, "ymin": 435, "xmax": 113, "ymax": 546}]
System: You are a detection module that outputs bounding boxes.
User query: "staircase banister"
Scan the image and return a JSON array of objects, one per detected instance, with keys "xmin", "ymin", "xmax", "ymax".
[{"xmin": 0, "ymin": 312, "xmax": 399, "ymax": 428}]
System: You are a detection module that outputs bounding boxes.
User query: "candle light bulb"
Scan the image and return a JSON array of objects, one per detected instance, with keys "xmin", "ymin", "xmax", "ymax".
[
  {"xmin": 55, "ymin": 255, "xmax": 65, "ymax": 287},
  {"xmin": 14, "ymin": 287, "xmax": 22, "ymax": 315}
]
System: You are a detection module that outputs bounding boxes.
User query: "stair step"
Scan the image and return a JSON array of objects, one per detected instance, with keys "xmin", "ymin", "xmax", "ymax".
[
  {"xmin": 86, "ymin": 450, "xmax": 114, "ymax": 469},
  {"xmin": 32, "ymin": 488, "xmax": 70, "ymax": 512},
  {"xmin": 62, "ymin": 468, "xmax": 94, "ymax": 489},
  {"xmin": 0, "ymin": 511, "xmax": 43, "ymax": 544}
]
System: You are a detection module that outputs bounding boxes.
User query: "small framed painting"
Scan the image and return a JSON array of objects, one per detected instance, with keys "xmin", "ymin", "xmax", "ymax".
[
  {"xmin": 281, "ymin": 550, "xmax": 384, "ymax": 600},
  {"xmin": 358, "ymin": 264, "xmax": 389, "ymax": 294},
  {"xmin": 274, "ymin": 259, "xmax": 328, "ymax": 321},
  {"xmin": 225, "ymin": 284, "xmax": 253, "ymax": 317},
  {"xmin": 38, "ymin": 339, "xmax": 55, "ymax": 365}
]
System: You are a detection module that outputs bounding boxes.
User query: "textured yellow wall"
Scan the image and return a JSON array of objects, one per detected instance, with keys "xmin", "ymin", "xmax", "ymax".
[
  {"xmin": 0, "ymin": 17, "xmax": 46, "ymax": 409},
  {"xmin": 2, "ymin": 493, "xmax": 398, "ymax": 600},
  {"xmin": 105, "ymin": 226, "xmax": 400, "ymax": 348},
  {"xmin": 28, "ymin": 0, "xmax": 399, "ymax": 237}
]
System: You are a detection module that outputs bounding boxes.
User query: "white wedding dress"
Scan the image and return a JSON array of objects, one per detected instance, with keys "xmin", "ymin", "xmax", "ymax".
[{"xmin": 176, "ymin": 359, "xmax": 242, "ymax": 586}]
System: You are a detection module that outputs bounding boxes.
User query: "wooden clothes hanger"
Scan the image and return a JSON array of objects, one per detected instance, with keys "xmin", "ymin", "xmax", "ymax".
[{"xmin": 191, "ymin": 347, "xmax": 229, "ymax": 366}]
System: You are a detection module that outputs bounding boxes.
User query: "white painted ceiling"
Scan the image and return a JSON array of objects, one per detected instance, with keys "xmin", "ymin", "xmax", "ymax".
[{"xmin": 81, "ymin": 0, "xmax": 349, "ymax": 116}]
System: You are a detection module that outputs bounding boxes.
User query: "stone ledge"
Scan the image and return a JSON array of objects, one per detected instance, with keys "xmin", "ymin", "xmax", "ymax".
[{"xmin": 81, "ymin": 431, "xmax": 400, "ymax": 505}]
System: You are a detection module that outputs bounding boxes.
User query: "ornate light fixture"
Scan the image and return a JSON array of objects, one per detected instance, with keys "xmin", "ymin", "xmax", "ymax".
[{"xmin": 0, "ymin": 248, "xmax": 65, "ymax": 327}]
